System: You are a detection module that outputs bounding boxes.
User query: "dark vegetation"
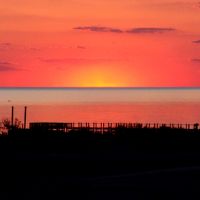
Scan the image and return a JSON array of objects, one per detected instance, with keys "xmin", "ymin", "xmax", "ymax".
[{"xmin": 1, "ymin": 127, "xmax": 200, "ymax": 199}]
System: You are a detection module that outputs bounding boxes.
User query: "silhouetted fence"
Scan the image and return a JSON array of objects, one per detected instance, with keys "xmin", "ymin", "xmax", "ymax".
[{"xmin": 29, "ymin": 122, "xmax": 199, "ymax": 133}]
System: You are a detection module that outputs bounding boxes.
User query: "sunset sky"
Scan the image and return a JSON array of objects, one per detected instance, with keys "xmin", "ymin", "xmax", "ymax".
[{"xmin": 0, "ymin": 0, "xmax": 200, "ymax": 87}]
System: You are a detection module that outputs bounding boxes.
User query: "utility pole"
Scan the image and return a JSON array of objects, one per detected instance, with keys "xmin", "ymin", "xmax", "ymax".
[
  {"xmin": 11, "ymin": 106, "xmax": 14, "ymax": 128},
  {"xmin": 24, "ymin": 106, "xmax": 27, "ymax": 129}
]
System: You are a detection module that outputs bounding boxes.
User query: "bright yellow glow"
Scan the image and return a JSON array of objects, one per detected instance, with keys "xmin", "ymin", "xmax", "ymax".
[{"xmin": 68, "ymin": 65, "xmax": 132, "ymax": 87}]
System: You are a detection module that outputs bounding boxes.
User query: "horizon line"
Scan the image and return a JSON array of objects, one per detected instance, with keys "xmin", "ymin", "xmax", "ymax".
[{"xmin": 1, "ymin": 86, "xmax": 200, "ymax": 90}]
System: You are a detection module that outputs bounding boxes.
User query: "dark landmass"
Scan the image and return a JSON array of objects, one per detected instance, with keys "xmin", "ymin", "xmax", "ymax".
[{"xmin": 1, "ymin": 127, "xmax": 200, "ymax": 199}]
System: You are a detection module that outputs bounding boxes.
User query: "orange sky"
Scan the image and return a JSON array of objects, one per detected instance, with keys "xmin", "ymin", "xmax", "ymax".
[{"xmin": 0, "ymin": 0, "xmax": 200, "ymax": 87}]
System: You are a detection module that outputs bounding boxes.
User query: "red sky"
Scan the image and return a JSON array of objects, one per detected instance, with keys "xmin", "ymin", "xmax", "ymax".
[{"xmin": 0, "ymin": 0, "xmax": 200, "ymax": 87}]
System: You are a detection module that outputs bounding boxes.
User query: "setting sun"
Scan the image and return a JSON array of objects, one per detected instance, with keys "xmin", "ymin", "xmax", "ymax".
[{"xmin": 68, "ymin": 65, "xmax": 132, "ymax": 87}]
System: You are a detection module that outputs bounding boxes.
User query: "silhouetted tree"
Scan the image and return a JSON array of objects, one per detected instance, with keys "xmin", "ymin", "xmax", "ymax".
[{"xmin": 2, "ymin": 118, "xmax": 22, "ymax": 130}]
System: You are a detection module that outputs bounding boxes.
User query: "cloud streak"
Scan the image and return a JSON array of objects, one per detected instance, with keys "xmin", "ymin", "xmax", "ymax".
[
  {"xmin": 0, "ymin": 43, "xmax": 11, "ymax": 46},
  {"xmin": 0, "ymin": 61, "xmax": 20, "ymax": 72},
  {"xmin": 74, "ymin": 26, "xmax": 176, "ymax": 34},
  {"xmin": 77, "ymin": 45, "xmax": 86, "ymax": 49},
  {"xmin": 126, "ymin": 27, "xmax": 176, "ymax": 34},
  {"xmin": 193, "ymin": 40, "xmax": 200, "ymax": 44},
  {"xmin": 74, "ymin": 26, "xmax": 123, "ymax": 33},
  {"xmin": 192, "ymin": 59, "xmax": 200, "ymax": 62},
  {"xmin": 0, "ymin": 42, "xmax": 12, "ymax": 51},
  {"xmin": 39, "ymin": 57, "xmax": 114, "ymax": 64}
]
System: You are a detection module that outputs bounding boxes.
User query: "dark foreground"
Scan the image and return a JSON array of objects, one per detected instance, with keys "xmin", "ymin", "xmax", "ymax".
[{"xmin": 1, "ymin": 128, "xmax": 200, "ymax": 199}]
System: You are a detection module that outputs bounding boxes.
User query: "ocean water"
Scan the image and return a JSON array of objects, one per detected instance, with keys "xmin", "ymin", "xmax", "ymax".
[{"xmin": 0, "ymin": 88, "xmax": 200, "ymax": 126}]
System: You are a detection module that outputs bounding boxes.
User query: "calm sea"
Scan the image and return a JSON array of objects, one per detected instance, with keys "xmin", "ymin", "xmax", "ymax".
[{"xmin": 1, "ymin": 88, "xmax": 200, "ymax": 126}]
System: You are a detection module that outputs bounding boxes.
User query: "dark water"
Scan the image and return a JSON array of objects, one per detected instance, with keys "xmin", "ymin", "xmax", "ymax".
[{"xmin": 0, "ymin": 88, "xmax": 200, "ymax": 125}]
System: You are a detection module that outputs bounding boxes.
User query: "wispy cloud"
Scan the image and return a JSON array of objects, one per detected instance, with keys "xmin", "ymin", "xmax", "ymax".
[
  {"xmin": 127, "ymin": 27, "xmax": 176, "ymax": 34},
  {"xmin": 74, "ymin": 26, "xmax": 176, "ymax": 34},
  {"xmin": 74, "ymin": 26, "xmax": 123, "ymax": 33},
  {"xmin": 39, "ymin": 57, "xmax": 113, "ymax": 64},
  {"xmin": 193, "ymin": 40, "xmax": 200, "ymax": 44},
  {"xmin": 0, "ymin": 42, "xmax": 12, "ymax": 51},
  {"xmin": 30, "ymin": 47, "xmax": 41, "ymax": 51},
  {"xmin": 39, "ymin": 57, "xmax": 118, "ymax": 70},
  {"xmin": 192, "ymin": 59, "xmax": 200, "ymax": 62},
  {"xmin": 39, "ymin": 58, "xmax": 86, "ymax": 63},
  {"xmin": 0, "ymin": 61, "xmax": 18, "ymax": 72},
  {"xmin": 77, "ymin": 45, "xmax": 86, "ymax": 49},
  {"xmin": 0, "ymin": 43, "xmax": 11, "ymax": 46},
  {"xmin": 146, "ymin": 1, "xmax": 199, "ymax": 9}
]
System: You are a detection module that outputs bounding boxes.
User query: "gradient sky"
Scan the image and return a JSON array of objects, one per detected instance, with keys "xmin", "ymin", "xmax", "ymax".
[{"xmin": 0, "ymin": 0, "xmax": 200, "ymax": 87}]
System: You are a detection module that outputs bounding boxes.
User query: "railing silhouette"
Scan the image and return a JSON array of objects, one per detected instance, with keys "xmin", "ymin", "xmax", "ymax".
[{"xmin": 29, "ymin": 122, "xmax": 199, "ymax": 133}]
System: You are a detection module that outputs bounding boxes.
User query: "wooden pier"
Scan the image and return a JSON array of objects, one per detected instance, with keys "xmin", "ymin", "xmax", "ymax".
[{"xmin": 29, "ymin": 122, "xmax": 199, "ymax": 133}]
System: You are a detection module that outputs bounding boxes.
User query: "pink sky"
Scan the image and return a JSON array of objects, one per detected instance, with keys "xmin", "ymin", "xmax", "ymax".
[{"xmin": 0, "ymin": 0, "xmax": 200, "ymax": 87}]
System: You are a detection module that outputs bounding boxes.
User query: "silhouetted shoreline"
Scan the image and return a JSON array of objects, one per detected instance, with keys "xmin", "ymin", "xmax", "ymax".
[{"xmin": 1, "ymin": 126, "xmax": 200, "ymax": 199}]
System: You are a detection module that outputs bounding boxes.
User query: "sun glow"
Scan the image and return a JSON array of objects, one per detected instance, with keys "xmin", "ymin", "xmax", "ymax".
[{"xmin": 68, "ymin": 65, "xmax": 132, "ymax": 87}]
